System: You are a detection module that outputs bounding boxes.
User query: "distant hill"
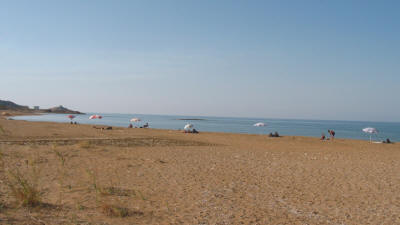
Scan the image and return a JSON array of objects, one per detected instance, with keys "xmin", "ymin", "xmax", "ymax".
[
  {"xmin": 41, "ymin": 105, "xmax": 83, "ymax": 114},
  {"xmin": 0, "ymin": 100, "xmax": 83, "ymax": 114},
  {"xmin": 0, "ymin": 100, "xmax": 30, "ymax": 111}
]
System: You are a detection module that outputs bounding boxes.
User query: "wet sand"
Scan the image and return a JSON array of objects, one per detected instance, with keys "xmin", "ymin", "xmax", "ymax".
[{"xmin": 0, "ymin": 113, "xmax": 399, "ymax": 224}]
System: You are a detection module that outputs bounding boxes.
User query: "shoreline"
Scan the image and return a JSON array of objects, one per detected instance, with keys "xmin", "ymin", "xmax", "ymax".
[
  {"xmin": 6, "ymin": 112, "xmax": 395, "ymax": 143},
  {"xmin": 3, "ymin": 113, "xmax": 394, "ymax": 143}
]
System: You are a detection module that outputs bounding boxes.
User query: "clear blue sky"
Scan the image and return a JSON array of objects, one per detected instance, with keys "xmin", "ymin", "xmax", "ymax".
[{"xmin": 1, "ymin": 0, "xmax": 399, "ymax": 121}]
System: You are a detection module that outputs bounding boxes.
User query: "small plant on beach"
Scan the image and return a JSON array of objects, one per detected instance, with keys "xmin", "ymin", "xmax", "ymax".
[
  {"xmin": 86, "ymin": 169, "xmax": 126, "ymax": 216},
  {"xmin": 76, "ymin": 203, "xmax": 86, "ymax": 211},
  {"xmin": 86, "ymin": 168, "xmax": 142, "ymax": 218},
  {"xmin": 6, "ymin": 167, "xmax": 42, "ymax": 207},
  {"xmin": 101, "ymin": 204, "xmax": 131, "ymax": 217},
  {"xmin": 86, "ymin": 169, "xmax": 102, "ymax": 203},
  {"xmin": 5, "ymin": 155, "xmax": 44, "ymax": 207},
  {"xmin": 100, "ymin": 186, "xmax": 136, "ymax": 197},
  {"xmin": 0, "ymin": 200, "xmax": 6, "ymax": 213},
  {"xmin": 0, "ymin": 149, "xmax": 4, "ymax": 171},
  {"xmin": 86, "ymin": 169, "xmax": 125, "ymax": 197},
  {"xmin": 53, "ymin": 149, "xmax": 68, "ymax": 204},
  {"xmin": 0, "ymin": 125, "xmax": 5, "ymax": 135},
  {"xmin": 53, "ymin": 150, "xmax": 66, "ymax": 166},
  {"xmin": 97, "ymin": 170, "xmax": 138, "ymax": 197}
]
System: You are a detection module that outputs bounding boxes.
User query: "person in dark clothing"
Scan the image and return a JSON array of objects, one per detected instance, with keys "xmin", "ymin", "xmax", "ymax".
[
  {"xmin": 268, "ymin": 132, "xmax": 280, "ymax": 137},
  {"xmin": 384, "ymin": 138, "xmax": 392, "ymax": 143}
]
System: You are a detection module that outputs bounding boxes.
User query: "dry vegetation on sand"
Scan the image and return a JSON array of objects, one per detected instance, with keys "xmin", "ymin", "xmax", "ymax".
[{"xmin": 0, "ymin": 116, "xmax": 399, "ymax": 224}]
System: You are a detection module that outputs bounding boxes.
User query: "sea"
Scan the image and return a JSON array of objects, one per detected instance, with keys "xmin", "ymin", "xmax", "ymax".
[{"xmin": 12, "ymin": 113, "xmax": 400, "ymax": 142}]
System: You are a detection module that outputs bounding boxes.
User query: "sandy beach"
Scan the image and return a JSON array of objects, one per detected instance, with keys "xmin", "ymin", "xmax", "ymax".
[{"xmin": 0, "ymin": 113, "xmax": 399, "ymax": 225}]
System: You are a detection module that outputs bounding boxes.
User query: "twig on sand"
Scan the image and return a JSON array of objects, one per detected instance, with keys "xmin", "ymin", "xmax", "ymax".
[{"xmin": 28, "ymin": 213, "xmax": 47, "ymax": 225}]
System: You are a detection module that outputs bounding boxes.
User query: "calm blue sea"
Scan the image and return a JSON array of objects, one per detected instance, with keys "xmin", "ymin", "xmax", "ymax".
[{"xmin": 12, "ymin": 113, "xmax": 400, "ymax": 142}]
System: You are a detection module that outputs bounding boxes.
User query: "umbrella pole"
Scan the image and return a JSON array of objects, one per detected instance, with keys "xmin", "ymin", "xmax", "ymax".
[{"xmin": 370, "ymin": 135, "xmax": 372, "ymax": 143}]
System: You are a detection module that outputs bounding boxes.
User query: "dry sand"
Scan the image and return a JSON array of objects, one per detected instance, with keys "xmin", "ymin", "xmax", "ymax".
[{"xmin": 0, "ymin": 113, "xmax": 399, "ymax": 224}]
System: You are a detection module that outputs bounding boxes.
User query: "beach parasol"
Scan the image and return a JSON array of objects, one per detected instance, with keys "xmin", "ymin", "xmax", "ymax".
[
  {"xmin": 184, "ymin": 123, "xmax": 193, "ymax": 130},
  {"xmin": 253, "ymin": 122, "xmax": 266, "ymax": 127},
  {"xmin": 89, "ymin": 115, "xmax": 102, "ymax": 119},
  {"xmin": 67, "ymin": 115, "xmax": 75, "ymax": 121},
  {"xmin": 130, "ymin": 118, "xmax": 141, "ymax": 122},
  {"xmin": 363, "ymin": 127, "xmax": 378, "ymax": 142}
]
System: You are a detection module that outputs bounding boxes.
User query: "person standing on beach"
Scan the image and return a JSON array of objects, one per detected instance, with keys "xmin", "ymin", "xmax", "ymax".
[{"xmin": 328, "ymin": 130, "xmax": 335, "ymax": 140}]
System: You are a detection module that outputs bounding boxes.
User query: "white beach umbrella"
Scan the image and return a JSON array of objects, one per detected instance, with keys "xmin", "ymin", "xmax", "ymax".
[
  {"xmin": 130, "ymin": 118, "xmax": 141, "ymax": 122},
  {"xmin": 253, "ymin": 122, "xmax": 266, "ymax": 127},
  {"xmin": 184, "ymin": 123, "xmax": 193, "ymax": 130},
  {"xmin": 363, "ymin": 127, "xmax": 378, "ymax": 142}
]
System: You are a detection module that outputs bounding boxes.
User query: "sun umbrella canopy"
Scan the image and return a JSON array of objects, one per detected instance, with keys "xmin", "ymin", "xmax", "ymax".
[
  {"xmin": 67, "ymin": 115, "xmax": 75, "ymax": 119},
  {"xmin": 130, "ymin": 118, "xmax": 141, "ymax": 122},
  {"xmin": 363, "ymin": 127, "xmax": 378, "ymax": 134},
  {"xmin": 89, "ymin": 115, "xmax": 102, "ymax": 119},
  {"xmin": 363, "ymin": 127, "xmax": 379, "ymax": 143},
  {"xmin": 253, "ymin": 122, "xmax": 266, "ymax": 127},
  {"xmin": 184, "ymin": 123, "xmax": 193, "ymax": 130}
]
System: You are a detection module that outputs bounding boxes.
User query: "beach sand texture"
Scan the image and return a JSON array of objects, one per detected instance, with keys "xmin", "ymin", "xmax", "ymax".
[{"xmin": 0, "ymin": 116, "xmax": 399, "ymax": 224}]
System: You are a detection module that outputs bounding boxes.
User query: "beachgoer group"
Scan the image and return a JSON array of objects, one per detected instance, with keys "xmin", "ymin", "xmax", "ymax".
[
  {"xmin": 128, "ymin": 122, "xmax": 149, "ymax": 128},
  {"xmin": 321, "ymin": 130, "xmax": 335, "ymax": 140}
]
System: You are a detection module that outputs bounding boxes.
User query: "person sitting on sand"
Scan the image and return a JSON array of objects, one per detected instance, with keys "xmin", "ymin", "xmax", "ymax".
[
  {"xmin": 383, "ymin": 138, "xmax": 393, "ymax": 144},
  {"xmin": 268, "ymin": 132, "xmax": 280, "ymax": 137},
  {"xmin": 143, "ymin": 122, "xmax": 149, "ymax": 128},
  {"xmin": 321, "ymin": 133, "xmax": 326, "ymax": 140},
  {"xmin": 129, "ymin": 123, "xmax": 133, "ymax": 128}
]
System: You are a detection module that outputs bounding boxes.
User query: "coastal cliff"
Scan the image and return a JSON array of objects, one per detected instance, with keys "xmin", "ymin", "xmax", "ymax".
[
  {"xmin": 41, "ymin": 105, "xmax": 83, "ymax": 114},
  {"xmin": 0, "ymin": 100, "xmax": 84, "ymax": 114}
]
